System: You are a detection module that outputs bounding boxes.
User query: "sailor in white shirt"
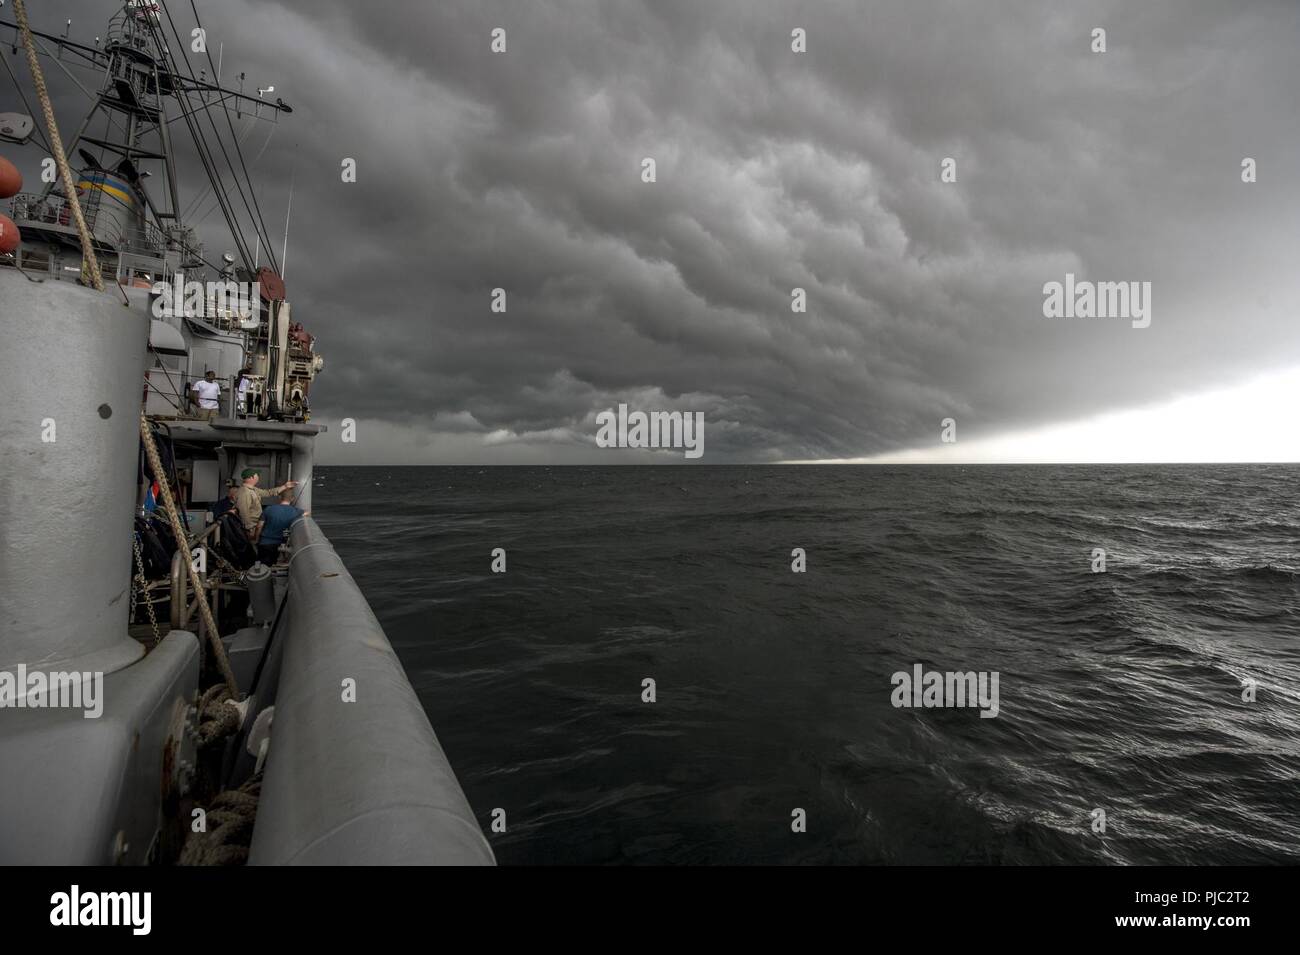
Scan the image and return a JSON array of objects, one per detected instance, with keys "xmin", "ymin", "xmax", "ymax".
[
  {"xmin": 236, "ymin": 367, "xmax": 253, "ymax": 416},
  {"xmin": 191, "ymin": 369, "xmax": 222, "ymax": 418}
]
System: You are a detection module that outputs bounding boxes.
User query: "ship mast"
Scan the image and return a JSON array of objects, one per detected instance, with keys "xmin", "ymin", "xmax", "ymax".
[
  {"xmin": 3, "ymin": 0, "xmax": 323, "ymax": 424},
  {"xmin": 0, "ymin": 0, "xmax": 291, "ymax": 276}
]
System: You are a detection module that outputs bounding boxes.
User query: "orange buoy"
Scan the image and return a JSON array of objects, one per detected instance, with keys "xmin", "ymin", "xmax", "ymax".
[
  {"xmin": 0, "ymin": 213, "xmax": 19, "ymax": 254},
  {"xmin": 0, "ymin": 156, "xmax": 20, "ymax": 199}
]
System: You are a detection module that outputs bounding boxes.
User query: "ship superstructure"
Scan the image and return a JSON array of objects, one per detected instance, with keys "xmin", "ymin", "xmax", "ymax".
[{"xmin": 3, "ymin": 0, "xmax": 323, "ymax": 427}]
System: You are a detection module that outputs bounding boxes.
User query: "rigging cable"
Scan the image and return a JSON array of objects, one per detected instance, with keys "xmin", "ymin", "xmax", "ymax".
[
  {"xmin": 183, "ymin": 0, "xmax": 279, "ymax": 274},
  {"xmin": 153, "ymin": 0, "xmax": 277, "ymax": 273},
  {"xmin": 181, "ymin": 115, "xmax": 260, "ymax": 221},
  {"xmin": 0, "ymin": 47, "xmax": 54, "ymax": 155},
  {"xmin": 137, "ymin": 11, "xmax": 254, "ymax": 268},
  {"xmin": 187, "ymin": 121, "xmax": 275, "ymax": 228}
]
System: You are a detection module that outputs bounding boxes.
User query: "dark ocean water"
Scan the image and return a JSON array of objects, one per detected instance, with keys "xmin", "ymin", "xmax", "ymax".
[{"xmin": 313, "ymin": 465, "xmax": 1300, "ymax": 865}]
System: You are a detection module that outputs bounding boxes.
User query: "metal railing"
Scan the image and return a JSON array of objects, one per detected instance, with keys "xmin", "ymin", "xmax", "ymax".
[
  {"xmin": 9, "ymin": 192, "xmax": 168, "ymax": 256},
  {"xmin": 131, "ymin": 514, "xmax": 231, "ymax": 645},
  {"xmin": 158, "ymin": 377, "xmax": 260, "ymax": 422},
  {"xmin": 104, "ymin": 6, "xmax": 157, "ymax": 56},
  {"xmin": 169, "ymin": 519, "xmax": 224, "ymax": 631}
]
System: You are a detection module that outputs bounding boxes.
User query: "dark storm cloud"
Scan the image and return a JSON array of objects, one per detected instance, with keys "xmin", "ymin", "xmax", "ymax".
[{"xmin": 9, "ymin": 0, "xmax": 1300, "ymax": 462}]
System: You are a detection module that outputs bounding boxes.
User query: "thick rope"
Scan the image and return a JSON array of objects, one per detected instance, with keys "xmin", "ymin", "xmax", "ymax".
[
  {"xmin": 140, "ymin": 414, "xmax": 240, "ymax": 696},
  {"xmin": 194, "ymin": 684, "xmax": 242, "ymax": 750},
  {"xmin": 12, "ymin": 0, "xmax": 103, "ymax": 291},
  {"xmin": 178, "ymin": 772, "xmax": 262, "ymax": 866}
]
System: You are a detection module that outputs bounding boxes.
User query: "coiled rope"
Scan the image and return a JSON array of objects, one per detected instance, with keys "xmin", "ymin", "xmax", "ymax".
[
  {"xmin": 178, "ymin": 772, "xmax": 262, "ymax": 866},
  {"xmin": 194, "ymin": 683, "xmax": 243, "ymax": 750},
  {"xmin": 177, "ymin": 680, "xmax": 258, "ymax": 865}
]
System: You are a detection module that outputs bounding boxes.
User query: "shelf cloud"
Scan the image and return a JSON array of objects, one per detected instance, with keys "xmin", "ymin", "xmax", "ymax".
[{"xmin": 17, "ymin": 0, "xmax": 1300, "ymax": 462}]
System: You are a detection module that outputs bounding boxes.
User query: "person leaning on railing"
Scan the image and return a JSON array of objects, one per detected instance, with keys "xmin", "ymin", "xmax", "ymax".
[
  {"xmin": 253, "ymin": 489, "xmax": 310, "ymax": 566},
  {"xmin": 232, "ymin": 468, "xmax": 297, "ymax": 541}
]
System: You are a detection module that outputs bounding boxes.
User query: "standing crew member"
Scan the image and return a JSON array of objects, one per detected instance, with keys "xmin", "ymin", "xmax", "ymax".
[
  {"xmin": 254, "ymin": 489, "xmax": 310, "ymax": 565},
  {"xmin": 190, "ymin": 369, "xmax": 221, "ymax": 420},
  {"xmin": 233, "ymin": 468, "xmax": 296, "ymax": 539},
  {"xmin": 236, "ymin": 367, "xmax": 254, "ymax": 416}
]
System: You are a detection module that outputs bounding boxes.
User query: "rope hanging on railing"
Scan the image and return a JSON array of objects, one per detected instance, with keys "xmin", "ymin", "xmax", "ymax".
[
  {"xmin": 12, "ymin": 0, "xmax": 103, "ymax": 291},
  {"xmin": 140, "ymin": 413, "xmax": 240, "ymax": 697}
]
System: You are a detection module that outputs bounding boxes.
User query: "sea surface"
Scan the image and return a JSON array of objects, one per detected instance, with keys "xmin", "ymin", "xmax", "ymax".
[{"xmin": 314, "ymin": 465, "xmax": 1300, "ymax": 865}]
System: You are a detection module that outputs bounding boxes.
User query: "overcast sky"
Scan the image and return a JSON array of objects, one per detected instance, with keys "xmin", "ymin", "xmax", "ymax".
[{"xmin": 9, "ymin": 0, "xmax": 1300, "ymax": 462}]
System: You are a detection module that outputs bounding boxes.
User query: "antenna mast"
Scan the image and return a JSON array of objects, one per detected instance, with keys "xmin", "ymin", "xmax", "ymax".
[{"xmin": 280, "ymin": 166, "xmax": 294, "ymax": 280}]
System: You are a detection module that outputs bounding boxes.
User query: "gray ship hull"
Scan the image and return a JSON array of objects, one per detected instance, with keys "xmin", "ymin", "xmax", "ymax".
[{"xmin": 0, "ymin": 267, "xmax": 493, "ymax": 865}]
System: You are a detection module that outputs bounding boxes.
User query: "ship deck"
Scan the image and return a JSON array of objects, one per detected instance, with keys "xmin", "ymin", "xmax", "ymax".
[{"xmin": 153, "ymin": 415, "xmax": 326, "ymax": 446}]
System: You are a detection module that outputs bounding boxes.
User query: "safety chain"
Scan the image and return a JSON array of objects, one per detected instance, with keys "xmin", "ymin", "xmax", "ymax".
[{"xmin": 131, "ymin": 531, "xmax": 163, "ymax": 648}]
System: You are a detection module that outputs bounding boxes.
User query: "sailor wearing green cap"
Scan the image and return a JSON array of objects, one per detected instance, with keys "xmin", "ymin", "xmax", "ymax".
[{"xmin": 233, "ymin": 468, "xmax": 297, "ymax": 538}]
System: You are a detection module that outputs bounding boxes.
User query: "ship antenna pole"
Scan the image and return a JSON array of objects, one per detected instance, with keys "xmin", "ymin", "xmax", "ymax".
[{"xmin": 280, "ymin": 164, "xmax": 295, "ymax": 280}]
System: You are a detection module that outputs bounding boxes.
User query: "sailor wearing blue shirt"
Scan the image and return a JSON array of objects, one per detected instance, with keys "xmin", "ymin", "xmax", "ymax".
[{"xmin": 254, "ymin": 489, "xmax": 309, "ymax": 565}]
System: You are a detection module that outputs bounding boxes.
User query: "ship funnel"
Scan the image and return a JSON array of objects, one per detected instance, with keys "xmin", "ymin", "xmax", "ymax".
[{"xmin": 0, "ymin": 270, "xmax": 150, "ymax": 675}]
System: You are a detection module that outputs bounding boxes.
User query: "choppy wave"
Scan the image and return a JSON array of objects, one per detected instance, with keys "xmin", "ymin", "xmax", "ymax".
[{"xmin": 318, "ymin": 464, "xmax": 1300, "ymax": 864}]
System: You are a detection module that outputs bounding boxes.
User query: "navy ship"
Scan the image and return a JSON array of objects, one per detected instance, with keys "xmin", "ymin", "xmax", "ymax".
[{"xmin": 0, "ymin": 0, "xmax": 493, "ymax": 865}]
